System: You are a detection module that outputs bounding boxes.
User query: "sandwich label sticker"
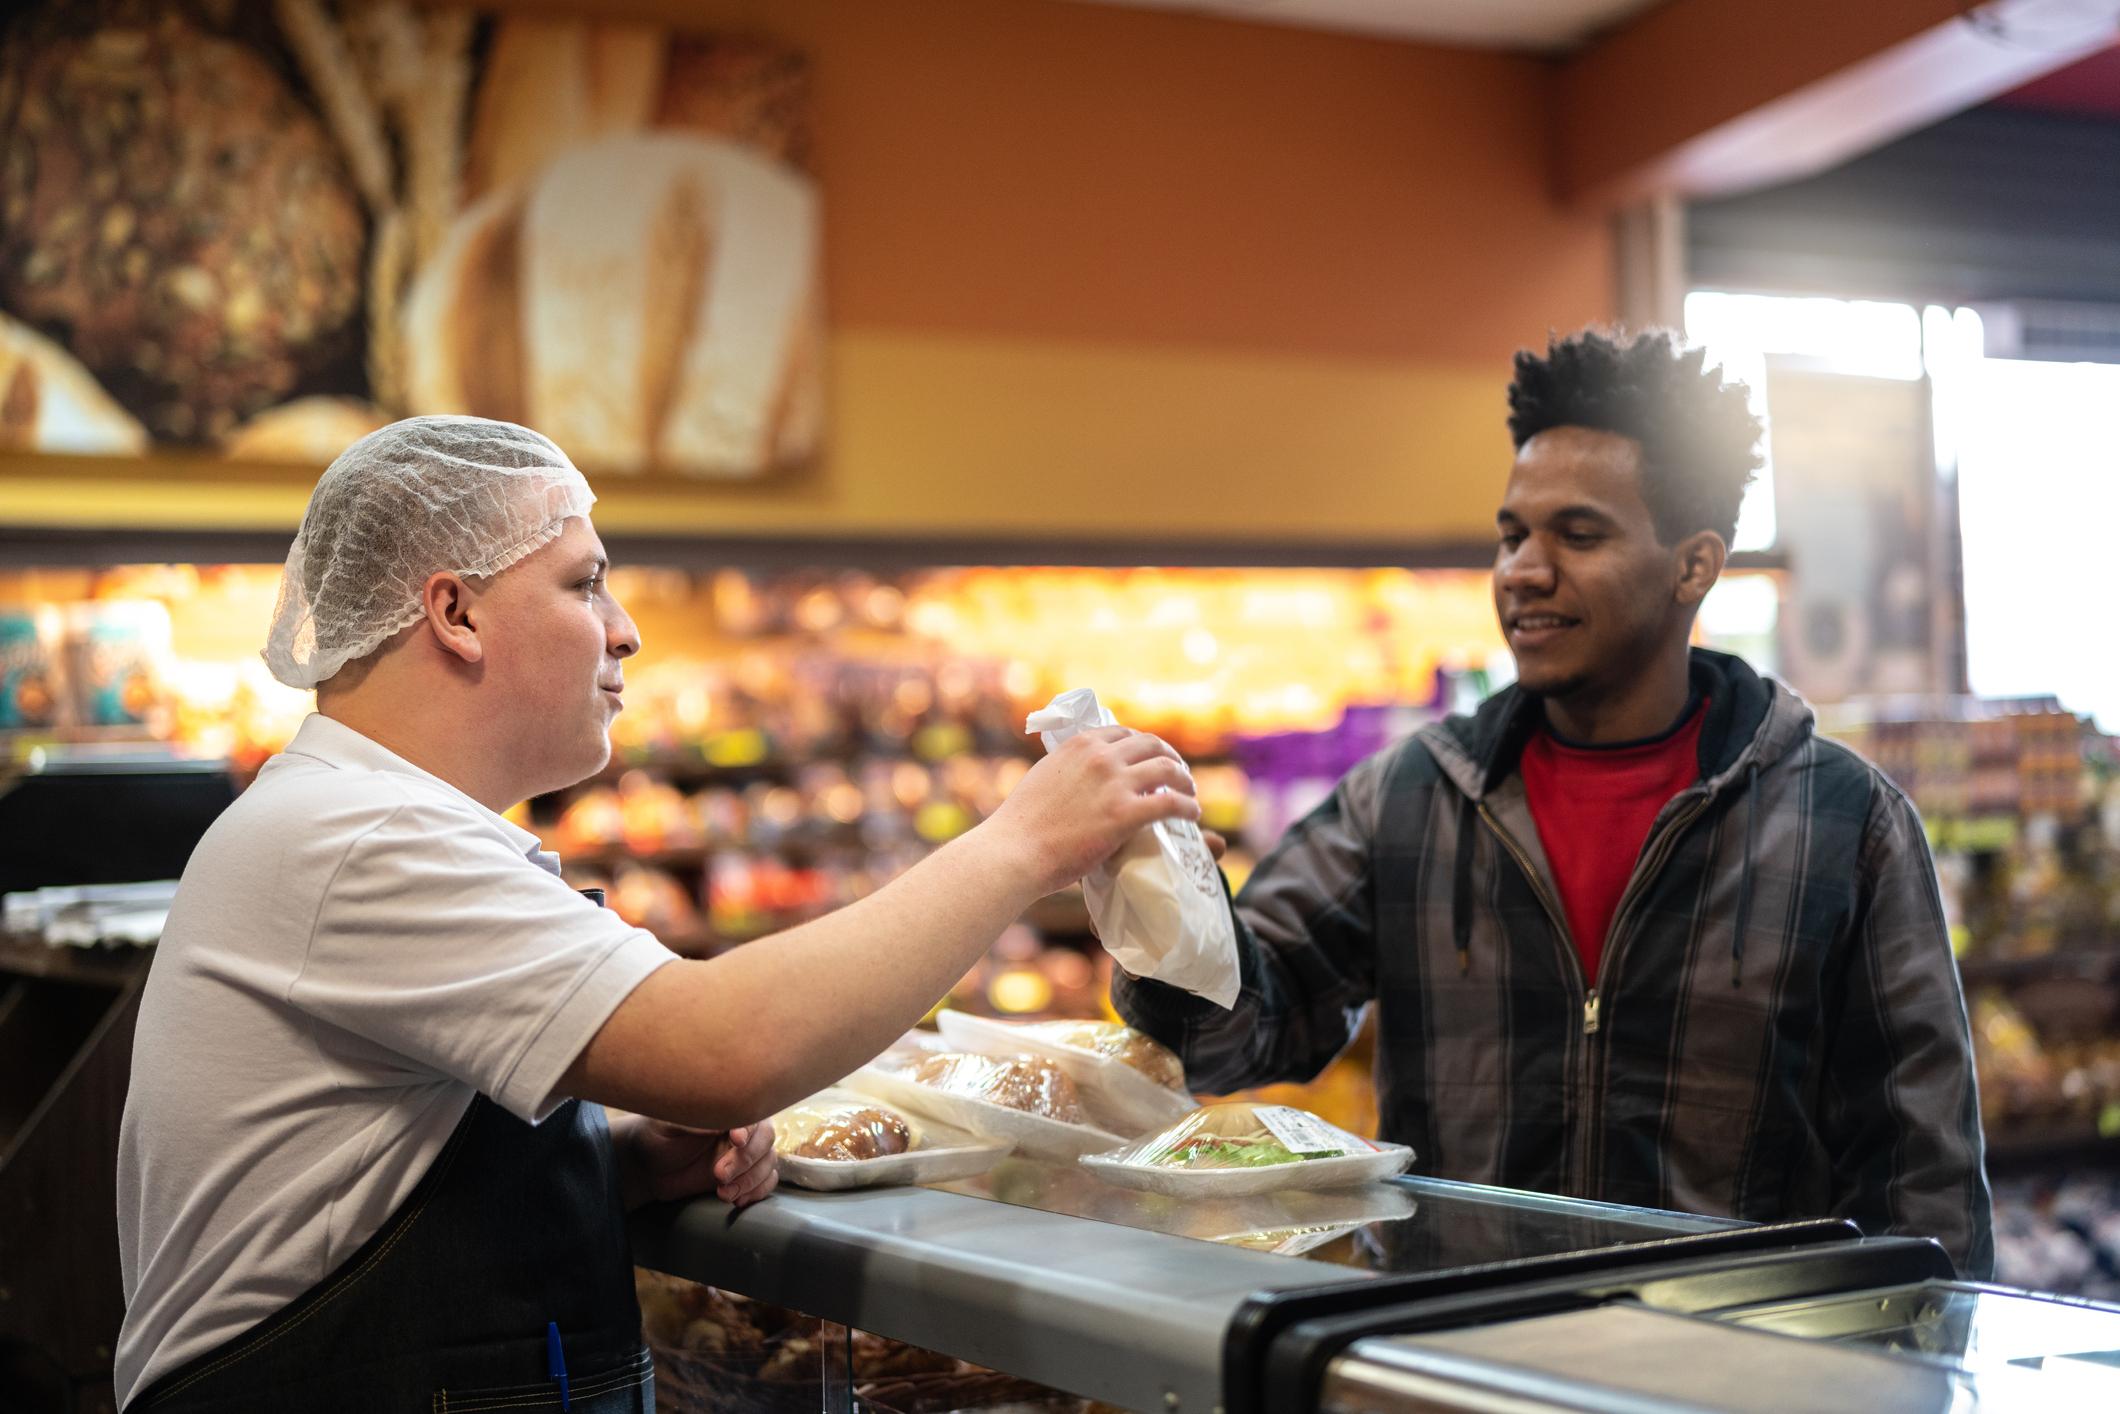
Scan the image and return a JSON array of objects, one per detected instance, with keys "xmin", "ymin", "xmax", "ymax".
[{"xmin": 1256, "ymin": 1105, "xmax": 1375, "ymax": 1158}]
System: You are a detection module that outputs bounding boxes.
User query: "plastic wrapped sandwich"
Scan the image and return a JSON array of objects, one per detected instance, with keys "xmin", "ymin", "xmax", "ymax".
[
  {"xmin": 770, "ymin": 1087, "xmax": 1006, "ymax": 1191},
  {"xmin": 1080, "ymin": 1102, "xmax": 1412, "ymax": 1197},
  {"xmin": 935, "ymin": 1011, "xmax": 1193, "ymax": 1133},
  {"xmin": 1025, "ymin": 688, "xmax": 1238, "ymax": 1008},
  {"xmin": 846, "ymin": 1050, "xmax": 1124, "ymax": 1162}
]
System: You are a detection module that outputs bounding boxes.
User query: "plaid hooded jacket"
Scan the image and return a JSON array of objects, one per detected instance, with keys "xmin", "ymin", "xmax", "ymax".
[{"xmin": 1115, "ymin": 650, "xmax": 1993, "ymax": 1276}]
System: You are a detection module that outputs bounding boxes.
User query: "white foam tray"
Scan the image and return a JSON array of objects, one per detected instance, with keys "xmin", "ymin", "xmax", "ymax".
[
  {"xmin": 778, "ymin": 1137, "xmax": 1009, "ymax": 1191},
  {"xmin": 935, "ymin": 1010, "xmax": 1195, "ymax": 1136},
  {"xmin": 844, "ymin": 1064, "xmax": 1126, "ymax": 1163}
]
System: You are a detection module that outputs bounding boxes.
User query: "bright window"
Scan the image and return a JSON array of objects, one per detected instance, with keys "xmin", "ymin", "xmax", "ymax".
[{"xmin": 1955, "ymin": 356, "xmax": 2120, "ymax": 731}]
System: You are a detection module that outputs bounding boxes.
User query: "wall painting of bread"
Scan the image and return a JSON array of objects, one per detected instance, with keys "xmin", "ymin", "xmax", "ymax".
[{"xmin": 0, "ymin": 2, "xmax": 823, "ymax": 480}]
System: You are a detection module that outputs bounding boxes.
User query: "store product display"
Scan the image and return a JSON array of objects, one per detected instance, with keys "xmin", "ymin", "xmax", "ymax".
[
  {"xmin": 634, "ymin": 1271, "xmax": 937, "ymax": 1411},
  {"xmin": 635, "ymin": 1270, "xmax": 1129, "ymax": 1414},
  {"xmin": 1991, "ymin": 1173, "xmax": 2120, "ymax": 1301},
  {"xmin": 14, "ymin": 554, "xmax": 2119, "ymax": 1283},
  {"xmin": 1081, "ymin": 1102, "xmax": 1412, "ymax": 1198}
]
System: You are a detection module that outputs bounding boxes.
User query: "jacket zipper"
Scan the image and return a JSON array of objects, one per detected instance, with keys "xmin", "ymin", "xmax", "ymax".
[
  {"xmin": 1571, "ymin": 790, "xmax": 1716, "ymax": 1190},
  {"xmin": 1475, "ymin": 801, "xmax": 1594, "ymax": 1190},
  {"xmin": 1474, "ymin": 786, "xmax": 1720, "ymax": 1195}
]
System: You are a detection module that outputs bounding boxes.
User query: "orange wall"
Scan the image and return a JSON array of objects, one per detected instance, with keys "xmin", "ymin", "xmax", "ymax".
[
  {"xmin": 586, "ymin": 0, "xmax": 1610, "ymax": 363},
  {"xmin": 3, "ymin": 0, "xmax": 1613, "ymax": 547}
]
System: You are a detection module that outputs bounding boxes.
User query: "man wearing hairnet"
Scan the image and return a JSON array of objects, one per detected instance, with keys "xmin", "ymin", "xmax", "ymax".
[{"xmin": 113, "ymin": 417, "xmax": 1201, "ymax": 1412}]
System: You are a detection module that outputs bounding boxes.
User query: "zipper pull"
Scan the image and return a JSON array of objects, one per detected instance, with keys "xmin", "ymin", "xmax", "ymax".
[{"xmin": 1582, "ymin": 992, "xmax": 1601, "ymax": 1036}]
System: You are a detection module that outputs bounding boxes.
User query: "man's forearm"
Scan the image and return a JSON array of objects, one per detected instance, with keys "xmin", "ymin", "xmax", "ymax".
[
  {"xmin": 701, "ymin": 827, "xmax": 1047, "ymax": 1097},
  {"xmin": 565, "ymin": 727, "xmax": 1204, "ymax": 1129},
  {"xmin": 567, "ymin": 826, "xmax": 1047, "ymax": 1129}
]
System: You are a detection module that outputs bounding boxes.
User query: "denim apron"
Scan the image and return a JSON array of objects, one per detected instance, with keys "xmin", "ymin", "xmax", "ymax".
[{"xmin": 128, "ymin": 1091, "xmax": 651, "ymax": 1413}]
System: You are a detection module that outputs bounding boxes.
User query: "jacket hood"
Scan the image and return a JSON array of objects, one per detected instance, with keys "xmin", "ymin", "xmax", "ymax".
[{"xmin": 1419, "ymin": 648, "xmax": 1815, "ymax": 803}]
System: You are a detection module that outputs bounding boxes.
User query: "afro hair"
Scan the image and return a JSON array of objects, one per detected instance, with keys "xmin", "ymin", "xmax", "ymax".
[{"xmin": 1506, "ymin": 327, "xmax": 1764, "ymax": 547}]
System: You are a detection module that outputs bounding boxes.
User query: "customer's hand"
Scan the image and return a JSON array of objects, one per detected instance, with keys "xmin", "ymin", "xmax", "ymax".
[{"xmin": 987, "ymin": 727, "xmax": 1200, "ymax": 896}]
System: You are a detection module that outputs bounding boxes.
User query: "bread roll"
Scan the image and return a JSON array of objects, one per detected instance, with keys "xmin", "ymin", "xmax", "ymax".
[
  {"xmin": 221, "ymin": 397, "xmax": 388, "ymax": 464},
  {"xmin": 1033, "ymin": 1020, "xmax": 1188, "ymax": 1091},
  {"xmin": 908, "ymin": 1053, "xmax": 1088, "ymax": 1124},
  {"xmin": 0, "ymin": 313, "xmax": 146, "ymax": 454},
  {"xmin": 787, "ymin": 1105, "xmax": 912, "ymax": 1162}
]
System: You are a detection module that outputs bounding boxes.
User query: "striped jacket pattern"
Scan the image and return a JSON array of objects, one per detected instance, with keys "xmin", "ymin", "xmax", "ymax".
[{"xmin": 1115, "ymin": 650, "xmax": 1993, "ymax": 1275}]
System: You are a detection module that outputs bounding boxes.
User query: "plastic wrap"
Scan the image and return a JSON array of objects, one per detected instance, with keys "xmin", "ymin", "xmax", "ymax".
[
  {"xmin": 934, "ymin": 1011, "xmax": 1193, "ymax": 1134},
  {"xmin": 770, "ymin": 1088, "xmax": 1006, "ymax": 1192},
  {"xmin": 1080, "ymin": 1102, "xmax": 1412, "ymax": 1197},
  {"xmin": 1025, "ymin": 688, "xmax": 1238, "ymax": 1007},
  {"xmin": 846, "ymin": 1052, "xmax": 1125, "ymax": 1163}
]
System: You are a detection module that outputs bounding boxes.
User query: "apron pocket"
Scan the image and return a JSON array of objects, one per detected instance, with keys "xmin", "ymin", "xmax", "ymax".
[{"xmin": 432, "ymin": 1347, "xmax": 653, "ymax": 1414}]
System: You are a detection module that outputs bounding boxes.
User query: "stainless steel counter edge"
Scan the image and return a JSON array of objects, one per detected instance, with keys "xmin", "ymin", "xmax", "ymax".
[
  {"xmin": 1315, "ymin": 1306, "xmax": 1962, "ymax": 1414},
  {"xmin": 630, "ymin": 1182, "xmax": 1381, "ymax": 1413}
]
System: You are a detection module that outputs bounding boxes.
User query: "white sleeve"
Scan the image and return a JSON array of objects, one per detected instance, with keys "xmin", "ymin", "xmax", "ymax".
[{"xmin": 289, "ymin": 797, "xmax": 677, "ymax": 1121}]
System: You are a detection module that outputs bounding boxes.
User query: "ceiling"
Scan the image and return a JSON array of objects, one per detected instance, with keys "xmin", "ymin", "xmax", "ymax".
[{"xmin": 1062, "ymin": 0, "xmax": 1665, "ymax": 52}]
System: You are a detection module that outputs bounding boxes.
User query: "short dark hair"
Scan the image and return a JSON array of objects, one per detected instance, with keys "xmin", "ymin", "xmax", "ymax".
[{"xmin": 1506, "ymin": 327, "xmax": 1764, "ymax": 547}]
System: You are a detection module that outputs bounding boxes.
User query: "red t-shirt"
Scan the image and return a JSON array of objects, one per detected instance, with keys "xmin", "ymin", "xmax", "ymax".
[{"xmin": 1519, "ymin": 700, "xmax": 1707, "ymax": 984}]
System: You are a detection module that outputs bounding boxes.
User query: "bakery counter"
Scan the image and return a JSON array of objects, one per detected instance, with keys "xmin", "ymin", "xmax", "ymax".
[
  {"xmin": 629, "ymin": 1170, "xmax": 1367, "ymax": 1412},
  {"xmin": 627, "ymin": 1160, "xmax": 1800, "ymax": 1413},
  {"xmin": 936, "ymin": 1159, "xmax": 1743, "ymax": 1273},
  {"xmin": 1310, "ymin": 1252, "xmax": 2120, "ymax": 1412}
]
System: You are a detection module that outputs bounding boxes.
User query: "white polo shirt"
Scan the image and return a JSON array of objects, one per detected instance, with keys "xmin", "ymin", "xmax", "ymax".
[{"xmin": 114, "ymin": 715, "xmax": 675, "ymax": 1407}]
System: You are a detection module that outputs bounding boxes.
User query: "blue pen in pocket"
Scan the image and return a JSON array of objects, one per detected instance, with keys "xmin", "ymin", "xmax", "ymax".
[{"xmin": 545, "ymin": 1321, "xmax": 570, "ymax": 1411}]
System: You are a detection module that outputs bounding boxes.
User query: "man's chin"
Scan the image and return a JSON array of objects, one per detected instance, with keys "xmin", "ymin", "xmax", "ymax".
[
  {"xmin": 536, "ymin": 737, "xmax": 613, "ymax": 797},
  {"xmin": 1513, "ymin": 663, "xmax": 1591, "ymax": 699}
]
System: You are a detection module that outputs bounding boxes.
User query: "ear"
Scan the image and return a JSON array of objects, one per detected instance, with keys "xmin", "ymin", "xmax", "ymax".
[
  {"xmin": 1673, "ymin": 530, "xmax": 1727, "ymax": 610},
  {"xmin": 420, "ymin": 571, "xmax": 483, "ymax": 665}
]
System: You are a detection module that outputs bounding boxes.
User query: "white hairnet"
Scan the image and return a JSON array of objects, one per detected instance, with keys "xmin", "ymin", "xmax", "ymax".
[{"xmin": 263, "ymin": 415, "xmax": 597, "ymax": 690}]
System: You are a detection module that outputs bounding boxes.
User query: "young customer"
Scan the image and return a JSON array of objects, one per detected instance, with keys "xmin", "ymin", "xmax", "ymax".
[{"xmin": 1116, "ymin": 328, "xmax": 1992, "ymax": 1276}]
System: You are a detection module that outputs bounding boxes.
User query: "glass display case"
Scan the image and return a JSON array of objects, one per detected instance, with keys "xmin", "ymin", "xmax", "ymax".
[
  {"xmin": 632, "ymin": 1148, "xmax": 2120, "ymax": 1412},
  {"xmin": 1312, "ymin": 1250, "xmax": 2120, "ymax": 1413},
  {"xmin": 939, "ymin": 1159, "xmax": 1742, "ymax": 1275},
  {"xmin": 628, "ymin": 1160, "xmax": 1832, "ymax": 1414}
]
